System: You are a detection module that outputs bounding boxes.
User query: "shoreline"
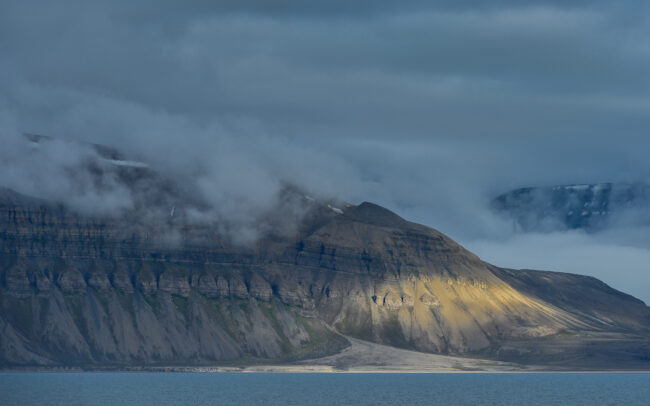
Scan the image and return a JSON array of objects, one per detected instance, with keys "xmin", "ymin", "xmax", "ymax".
[
  {"xmin": 4, "ymin": 337, "xmax": 650, "ymax": 374},
  {"xmin": 3, "ymin": 366, "xmax": 650, "ymax": 374}
]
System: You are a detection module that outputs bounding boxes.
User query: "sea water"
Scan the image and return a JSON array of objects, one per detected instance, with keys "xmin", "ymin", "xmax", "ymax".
[{"xmin": 1, "ymin": 372, "xmax": 649, "ymax": 405}]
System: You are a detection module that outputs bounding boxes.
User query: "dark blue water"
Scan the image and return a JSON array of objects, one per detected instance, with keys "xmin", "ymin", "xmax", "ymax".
[{"xmin": 1, "ymin": 372, "xmax": 649, "ymax": 405}]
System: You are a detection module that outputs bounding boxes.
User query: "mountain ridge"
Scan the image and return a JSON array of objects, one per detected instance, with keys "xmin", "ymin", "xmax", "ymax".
[
  {"xmin": 2, "ymin": 185, "xmax": 650, "ymax": 369},
  {"xmin": 1, "ymin": 138, "xmax": 650, "ymax": 369},
  {"xmin": 492, "ymin": 182, "xmax": 650, "ymax": 232}
]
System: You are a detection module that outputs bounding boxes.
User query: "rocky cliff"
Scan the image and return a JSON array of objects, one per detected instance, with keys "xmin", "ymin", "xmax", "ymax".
[
  {"xmin": 492, "ymin": 182, "xmax": 650, "ymax": 232},
  {"xmin": 2, "ymin": 185, "xmax": 650, "ymax": 369}
]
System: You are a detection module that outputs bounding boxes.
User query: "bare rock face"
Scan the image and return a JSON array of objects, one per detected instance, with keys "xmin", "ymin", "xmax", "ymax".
[
  {"xmin": 215, "ymin": 276, "xmax": 230, "ymax": 297},
  {"xmin": 57, "ymin": 268, "xmax": 86, "ymax": 294},
  {"xmin": 382, "ymin": 290, "xmax": 403, "ymax": 309},
  {"xmin": 110, "ymin": 267, "xmax": 134, "ymax": 293},
  {"xmin": 228, "ymin": 276, "xmax": 249, "ymax": 299},
  {"xmin": 35, "ymin": 271, "xmax": 53, "ymax": 294},
  {"xmin": 195, "ymin": 274, "xmax": 219, "ymax": 298},
  {"xmin": 1, "ymin": 190, "xmax": 650, "ymax": 369},
  {"xmin": 401, "ymin": 294, "xmax": 414, "ymax": 307},
  {"xmin": 419, "ymin": 292, "xmax": 439, "ymax": 307},
  {"xmin": 88, "ymin": 270, "xmax": 111, "ymax": 292},
  {"xmin": 248, "ymin": 273, "xmax": 273, "ymax": 300},
  {"xmin": 159, "ymin": 271, "xmax": 191, "ymax": 297},
  {"xmin": 136, "ymin": 268, "xmax": 157, "ymax": 295},
  {"xmin": 4, "ymin": 265, "xmax": 31, "ymax": 297}
]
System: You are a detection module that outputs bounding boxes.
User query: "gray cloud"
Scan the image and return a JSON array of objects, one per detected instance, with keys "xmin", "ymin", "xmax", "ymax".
[{"xmin": 1, "ymin": 1, "xmax": 649, "ymax": 300}]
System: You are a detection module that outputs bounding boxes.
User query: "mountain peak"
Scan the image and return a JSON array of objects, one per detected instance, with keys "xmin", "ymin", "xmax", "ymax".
[
  {"xmin": 2, "ymin": 145, "xmax": 650, "ymax": 370},
  {"xmin": 348, "ymin": 201, "xmax": 408, "ymax": 228}
]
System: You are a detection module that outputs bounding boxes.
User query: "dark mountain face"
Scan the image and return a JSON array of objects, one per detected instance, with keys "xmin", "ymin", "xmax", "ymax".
[
  {"xmin": 2, "ymin": 189, "xmax": 650, "ymax": 369},
  {"xmin": 1, "ymin": 143, "xmax": 650, "ymax": 369},
  {"xmin": 491, "ymin": 183, "xmax": 650, "ymax": 232}
]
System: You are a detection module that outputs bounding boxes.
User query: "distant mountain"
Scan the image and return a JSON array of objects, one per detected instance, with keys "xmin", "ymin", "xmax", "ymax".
[
  {"xmin": 1, "ymin": 140, "xmax": 650, "ymax": 370},
  {"xmin": 491, "ymin": 183, "xmax": 650, "ymax": 232}
]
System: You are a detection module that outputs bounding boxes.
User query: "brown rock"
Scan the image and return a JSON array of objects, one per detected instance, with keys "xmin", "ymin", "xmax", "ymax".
[
  {"xmin": 35, "ymin": 272, "xmax": 52, "ymax": 293},
  {"xmin": 228, "ymin": 275, "xmax": 249, "ymax": 298},
  {"xmin": 216, "ymin": 276, "xmax": 230, "ymax": 297},
  {"xmin": 159, "ymin": 271, "xmax": 190, "ymax": 297},
  {"xmin": 196, "ymin": 274, "xmax": 220, "ymax": 297},
  {"xmin": 57, "ymin": 268, "xmax": 86, "ymax": 294},
  {"xmin": 419, "ymin": 292, "xmax": 439, "ymax": 307},
  {"xmin": 5, "ymin": 265, "xmax": 31, "ymax": 297},
  {"xmin": 383, "ymin": 290, "xmax": 403, "ymax": 309},
  {"xmin": 248, "ymin": 273, "xmax": 273, "ymax": 300},
  {"xmin": 88, "ymin": 270, "xmax": 111, "ymax": 291},
  {"xmin": 136, "ymin": 268, "xmax": 157, "ymax": 295},
  {"xmin": 110, "ymin": 267, "xmax": 134, "ymax": 293},
  {"xmin": 401, "ymin": 294, "xmax": 415, "ymax": 306}
]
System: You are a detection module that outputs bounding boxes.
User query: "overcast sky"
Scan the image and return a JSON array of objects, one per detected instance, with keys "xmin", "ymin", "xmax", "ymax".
[{"xmin": 1, "ymin": 1, "xmax": 649, "ymax": 301}]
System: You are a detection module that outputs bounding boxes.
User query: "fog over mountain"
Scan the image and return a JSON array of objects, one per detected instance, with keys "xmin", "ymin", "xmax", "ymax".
[{"xmin": 1, "ymin": 0, "xmax": 649, "ymax": 301}]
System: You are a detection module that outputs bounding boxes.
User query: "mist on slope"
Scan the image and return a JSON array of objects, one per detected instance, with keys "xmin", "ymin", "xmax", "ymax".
[
  {"xmin": 0, "ymin": 121, "xmax": 360, "ymax": 244},
  {"xmin": 2, "ymin": 117, "xmax": 649, "ymax": 302},
  {"xmin": 1, "ymin": 0, "xmax": 649, "ymax": 300}
]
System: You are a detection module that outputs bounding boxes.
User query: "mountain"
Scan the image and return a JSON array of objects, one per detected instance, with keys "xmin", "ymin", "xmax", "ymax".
[
  {"xmin": 491, "ymin": 183, "xmax": 650, "ymax": 232},
  {"xmin": 1, "ymin": 140, "xmax": 650, "ymax": 370}
]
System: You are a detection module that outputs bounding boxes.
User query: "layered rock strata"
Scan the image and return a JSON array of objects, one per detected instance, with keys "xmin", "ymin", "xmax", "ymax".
[{"xmin": 1, "ymin": 189, "xmax": 650, "ymax": 368}]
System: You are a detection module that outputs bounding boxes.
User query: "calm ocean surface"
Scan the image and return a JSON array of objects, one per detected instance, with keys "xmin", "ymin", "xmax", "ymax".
[{"xmin": 1, "ymin": 372, "xmax": 649, "ymax": 405}]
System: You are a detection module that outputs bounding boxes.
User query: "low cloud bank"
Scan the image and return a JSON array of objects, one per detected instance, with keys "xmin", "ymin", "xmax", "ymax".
[{"xmin": 1, "ymin": 1, "xmax": 649, "ymax": 296}]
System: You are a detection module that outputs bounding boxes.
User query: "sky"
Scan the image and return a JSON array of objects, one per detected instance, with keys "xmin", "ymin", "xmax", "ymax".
[{"xmin": 1, "ymin": 1, "xmax": 649, "ymax": 301}]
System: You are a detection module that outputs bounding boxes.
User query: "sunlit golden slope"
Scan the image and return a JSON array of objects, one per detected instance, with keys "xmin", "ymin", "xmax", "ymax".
[{"xmin": 1, "ymin": 190, "xmax": 649, "ymax": 368}]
